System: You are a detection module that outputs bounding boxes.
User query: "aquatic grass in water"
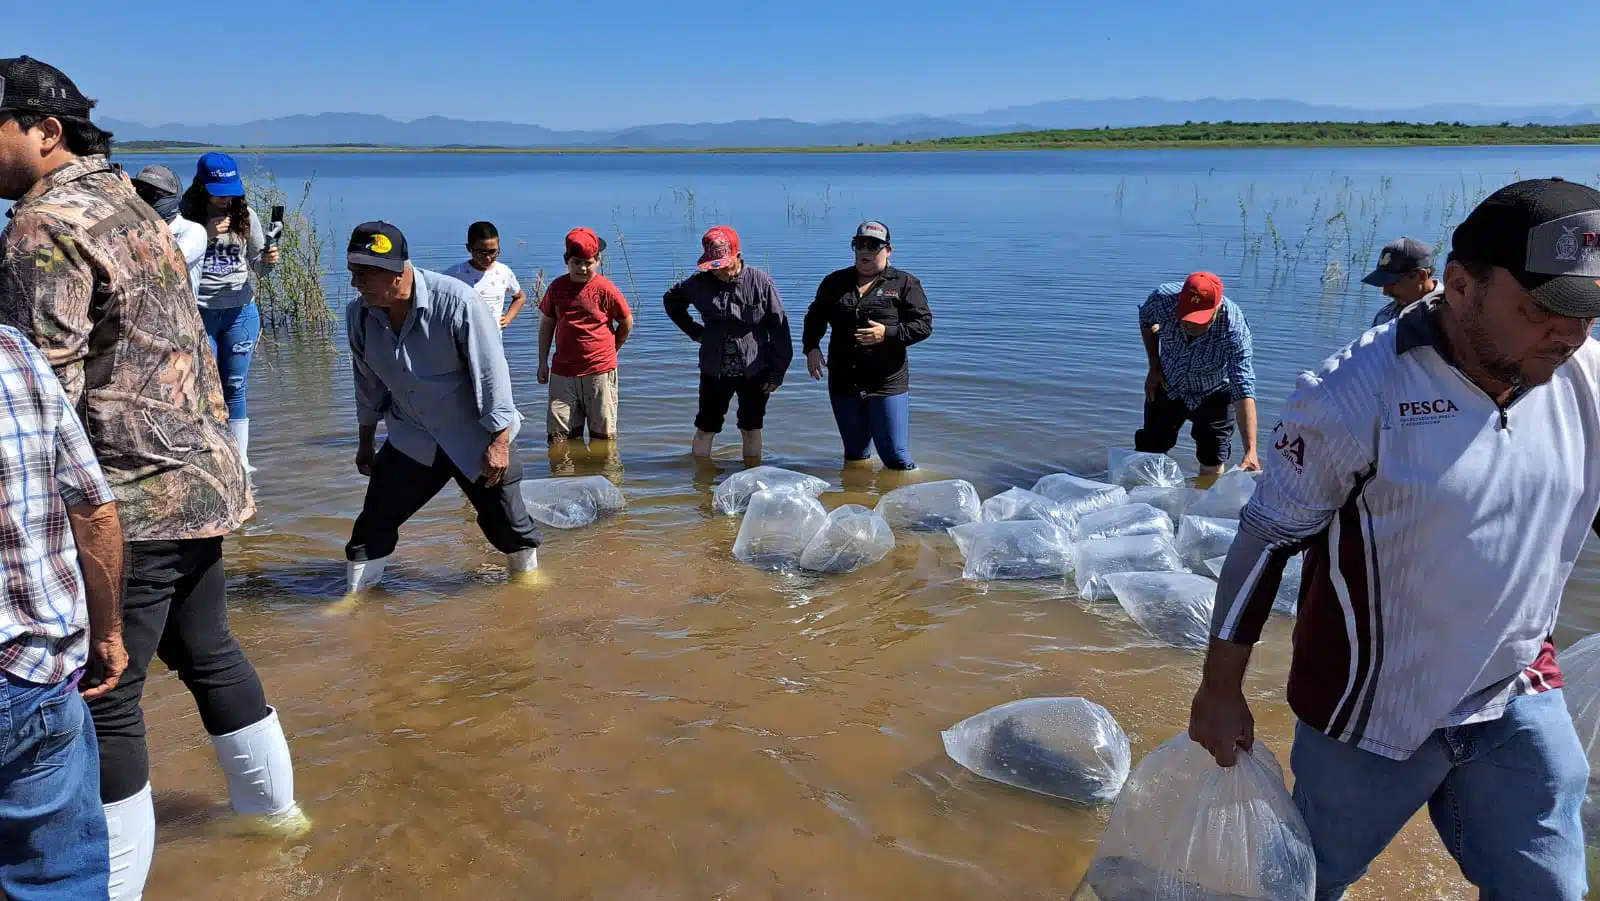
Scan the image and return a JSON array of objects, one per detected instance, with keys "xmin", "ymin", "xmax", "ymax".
[{"xmin": 246, "ymin": 170, "xmax": 335, "ymax": 336}]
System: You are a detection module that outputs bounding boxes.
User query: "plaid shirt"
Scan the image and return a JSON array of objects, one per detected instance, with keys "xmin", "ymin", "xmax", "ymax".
[
  {"xmin": 0, "ymin": 326, "xmax": 115, "ymax": 684},
  {"xmin": 1139, "ymin": 283, "xmax": 1256, "ymax": 409}
]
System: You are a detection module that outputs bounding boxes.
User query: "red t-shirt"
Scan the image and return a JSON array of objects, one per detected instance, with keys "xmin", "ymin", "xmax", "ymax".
[{"xmin": 539, "ymin": 274, "xmax": 632, "ymax": 378}]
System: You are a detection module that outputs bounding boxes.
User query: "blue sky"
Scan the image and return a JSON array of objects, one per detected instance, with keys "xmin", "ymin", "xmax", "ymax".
[{"xmin": 10, "ymin": 1, "xmax": 1593, "ymax": 129}]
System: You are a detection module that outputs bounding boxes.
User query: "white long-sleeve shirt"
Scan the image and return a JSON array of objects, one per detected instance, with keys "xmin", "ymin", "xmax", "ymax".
[
  {"xmin": 169, "ymin": 214, "xmax": 206, "ymax": 299},
  {"xmin": 1212, "ymin": 300, "xmax": 1600, "ymax": 760}
]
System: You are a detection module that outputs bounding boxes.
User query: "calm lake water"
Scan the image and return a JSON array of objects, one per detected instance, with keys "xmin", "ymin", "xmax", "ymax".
[{"xmin": 96, "ymin": 147, "xmax": 1600, "ymax": 899}]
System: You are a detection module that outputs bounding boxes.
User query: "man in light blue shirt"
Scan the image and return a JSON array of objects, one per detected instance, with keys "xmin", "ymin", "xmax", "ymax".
[{"xmin": 342, "ymin": 221, "xmax": 541, "ymax": 594}]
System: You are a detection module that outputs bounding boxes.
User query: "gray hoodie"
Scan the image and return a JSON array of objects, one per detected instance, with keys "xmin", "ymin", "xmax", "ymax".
[{"xmin": 197, "ymin": 207, "xmax": 273, "ymax": 310}]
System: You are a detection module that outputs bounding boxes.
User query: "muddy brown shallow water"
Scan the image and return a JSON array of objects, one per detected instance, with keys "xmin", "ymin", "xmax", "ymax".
[{"xmin": 137, "ymin": 440, "xmax": 1472, "ymax": 900}]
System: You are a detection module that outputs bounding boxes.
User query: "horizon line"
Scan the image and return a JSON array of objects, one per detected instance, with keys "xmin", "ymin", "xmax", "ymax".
[{"xmin": 102, "ymin": 97, "xmax": 1600, "ymax": 132}]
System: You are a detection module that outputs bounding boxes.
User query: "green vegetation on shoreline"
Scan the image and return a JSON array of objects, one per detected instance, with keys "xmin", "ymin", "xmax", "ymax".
[{"xmin": 113, "ymin": 121, "xmax": 1600, "ymax": 155}]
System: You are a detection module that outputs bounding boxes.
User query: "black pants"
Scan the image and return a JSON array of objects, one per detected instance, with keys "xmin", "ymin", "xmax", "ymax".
[
  {"xmin": 345, "ymin": 443, "xmax": 542, "ymax": 562},
  {"xmin": 90, "ymin": 537, "xmax": 270, "ymax": 803},
  {"xmin": 1134, "ymin": 385, "xmax": 1236, "ymax": 467},
  {"xmin": 695, "ymin": 375, "xmax": 769, "ymax": 434}
]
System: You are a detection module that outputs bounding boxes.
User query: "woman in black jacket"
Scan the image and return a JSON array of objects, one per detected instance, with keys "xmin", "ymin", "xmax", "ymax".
[{"xmin": 802, "ymin": 221, "xmax": 933, "ymax": 470}]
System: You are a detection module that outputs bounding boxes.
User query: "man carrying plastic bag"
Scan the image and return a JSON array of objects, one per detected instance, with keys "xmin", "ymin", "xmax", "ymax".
[{"xmin": 1190, "ymin": 180, "xmax": 1600, "ymax": 900}]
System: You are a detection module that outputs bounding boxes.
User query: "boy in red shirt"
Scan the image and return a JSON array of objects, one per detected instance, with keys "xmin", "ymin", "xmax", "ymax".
[{"xmin": 537, "ymin": 228, "xmax": 634, "ymax": 443}]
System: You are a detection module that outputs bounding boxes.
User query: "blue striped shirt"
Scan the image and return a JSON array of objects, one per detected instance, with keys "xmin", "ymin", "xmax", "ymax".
[{"xmin": 1139, "ymin": 283, "xmax": 1255, "ymax": 409}]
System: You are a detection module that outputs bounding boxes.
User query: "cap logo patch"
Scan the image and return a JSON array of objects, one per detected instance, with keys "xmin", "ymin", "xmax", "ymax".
[
  {"xmin": 368, "ymin": 234, "xmax": 393, "ymax": 254},
  {"xmin": 1557, "ymin": 226, "xmax": 1581, "ymax": 262},
  {"xmin": 1378, "ymin": 251, "xmax": 1392, "ymax": 267},
  {"xmin": 1527, "ymin": 211, "xmax": 1600, "ymax": 277}
]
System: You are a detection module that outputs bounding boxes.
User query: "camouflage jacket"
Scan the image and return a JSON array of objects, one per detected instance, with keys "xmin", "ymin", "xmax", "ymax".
[{"xmin": 0, "ymin": 156, "xmax": 253, "ymax": 541}]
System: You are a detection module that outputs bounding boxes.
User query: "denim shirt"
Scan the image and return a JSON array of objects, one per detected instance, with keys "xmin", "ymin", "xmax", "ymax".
[
  {"xmin": 663, "ymin": 267, "xmax": 793, "ymax": 386},
  {"xmin": 348, "ymin": 267, "xmax": 520, "ymax": 479}
]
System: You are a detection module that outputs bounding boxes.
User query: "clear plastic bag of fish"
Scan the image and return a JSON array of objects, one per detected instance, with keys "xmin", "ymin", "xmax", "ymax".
[
  {"xmin": 520, "ymin": 475, "xmax": 626, "ymax": 529},
  {"xmin": 1186, "ymin": 469, "xmax": 1260, "ymax": 520},
  {"xmin": 1126, "ymin": 486, "xmax": 1201, "ymax": 522},
  {"xmin": 949, "ymin": 520, "xmax": 1075, "ymax": 581},
  {"xmin": 1074, "ymin": 503, "xmax": 1174, "ymax": 543},
  {"xmin": 1071, "ymin": 735, "xmax": 1315, "ymax": 901},
  {"xmin": 1074, "ymin": 533, "xmax": 1186, "ymax": 601},
  {"xmin": 942, "ymin": 697, "xmax": 1132, "ymax": 805},
  {"xmin": 1205, "ymin": 553, "xmax": 1302, "ymax": 616},
  {"xmin": 798, "ymin": 504, "xmax": 896, "ymax": 574},
  {"xmin": 877, "ymin": 479, "xmax": 982, "ymax": 531},
  {"xmin": 732, "ymin": 489, "xmax": 829, "ymax": 570},
  {"xmin": 1107, "ymin": 449, "xmax": 1186, "ymax": 490},
  {"xmin": 1031, "ymin": 473, "xmax": 1128, "ymax": 527},
  {"xmin": 981, "ymin": 487, "xmax": 1076, "ymax": 531},
  {"xmin": 1103, "ymin": 571, "xmax": 1216, "ymax": 650},
  {"xmin": 1560, "ymin": 633, "xmax": 1600, "ymax": 849},
  {"xmin": 1562, "ymin": 633, "xmax": 1600, "ymax": 755},
  {"xmin": 1176, "ymin": 515, "xmax": 1240, "ymax": 565},
  {"xmin": 713, "ymin": 465, "xmax": 829, "ymax": 515}
]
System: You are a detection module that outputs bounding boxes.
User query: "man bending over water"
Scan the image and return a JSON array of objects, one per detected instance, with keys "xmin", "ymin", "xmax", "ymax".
[
  {"xmin": 343, "ymin": 221, "xmax": 542, "ymax": 595},
  {"xmin": 1135, "ymin": 271, "xmax": 1260, "ymax": 476}
]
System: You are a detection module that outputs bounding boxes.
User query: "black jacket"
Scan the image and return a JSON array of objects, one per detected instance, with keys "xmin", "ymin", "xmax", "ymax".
[
  {"xmin": 801, "ymin": 266, "xmax": 932, "ymax": 395},
  {"xmin": 663, "ymin": 267, "xmax": 793, "ymax": 387}
]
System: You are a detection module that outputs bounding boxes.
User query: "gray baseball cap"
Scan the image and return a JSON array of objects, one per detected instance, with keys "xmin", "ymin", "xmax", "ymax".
[
  {"xmin": 1362, "ymin": 237, "xmax": 1434, "ymax": 287},
  {"xmin": 132, "ymin": 165, "xmax": 182, "ymax": 197},
  {"xmin": 853, "ymin": 220, "xmax": 891, "ymax": 244},
  {"xmin": 1452, "ymin": 178, "xmax": 1600, "ymax": 319}
]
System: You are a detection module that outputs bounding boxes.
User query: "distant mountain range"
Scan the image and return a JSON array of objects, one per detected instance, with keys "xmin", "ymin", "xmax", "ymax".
[{"xmin": 102, "ymin": 98, "xmax": 1600, "ymax": 149}]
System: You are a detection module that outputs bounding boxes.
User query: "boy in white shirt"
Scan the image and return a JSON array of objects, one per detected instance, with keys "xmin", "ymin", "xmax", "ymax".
[{"xmin": 443, "ymin": 220, "xmax": 526, "ymax": 329}]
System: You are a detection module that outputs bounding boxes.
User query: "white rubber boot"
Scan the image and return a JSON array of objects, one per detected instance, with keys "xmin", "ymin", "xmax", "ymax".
[
  {"xmin": 228, "ymin": 418, "xmax": 256, "ymax": 474},
  {"xmin": 345, "ymin": 557, "xmax": 387, "ymax": 594},
  {"xmin": 507, "ymin": 548, "xmax": 539, "ymax": 585},
  {"xmin": 104, "ymin": 783, "xmax": 155, "ymax": 901},
  {"xmin": 210, "ymin": 708, "xmax": 309, "ymax": 837}
]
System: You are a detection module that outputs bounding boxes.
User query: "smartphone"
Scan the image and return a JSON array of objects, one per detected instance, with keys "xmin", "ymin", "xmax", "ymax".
[{"xmin": 265, "ymin": 205, "xmax": 286, "ymax": 250}]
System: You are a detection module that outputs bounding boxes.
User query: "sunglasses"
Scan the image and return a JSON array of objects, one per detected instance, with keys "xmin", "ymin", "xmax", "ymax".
[
  {"xmin": 852, "ymin": 238, "xmax": 887, "ymax": 252},
  {"xmin": 469, "ymin": 245, "xmax": 501, "ymax": 258}
]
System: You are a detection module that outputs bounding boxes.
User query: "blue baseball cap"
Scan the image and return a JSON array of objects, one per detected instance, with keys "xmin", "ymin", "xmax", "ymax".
[{"xmin": 195, "ymin": 151, "xmax": 244, "ymax": 197}]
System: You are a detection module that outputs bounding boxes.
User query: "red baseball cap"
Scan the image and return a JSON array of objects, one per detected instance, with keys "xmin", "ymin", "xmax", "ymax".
[
  {"xmin": 1176, "ymin": 272, "xmax": 1225, "ymax": 325},
  {"xmin": 697, "ymin": 226, "xmax": 741, "ymax": 270},
  {"xmin": 564, "ymin": 227, "xmax": 606, "ymax": 259}
]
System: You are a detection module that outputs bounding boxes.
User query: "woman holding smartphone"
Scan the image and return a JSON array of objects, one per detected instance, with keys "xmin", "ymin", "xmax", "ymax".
[
  {"xmin": 802, "ymin": 221, "xmax": 933, "ymax": 471},
  {"xmin": 180, "ymin": 152, "xmax": 278, "ymax": 474}
]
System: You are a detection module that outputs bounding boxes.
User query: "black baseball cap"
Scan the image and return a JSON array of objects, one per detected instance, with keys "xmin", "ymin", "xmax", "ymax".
[
  {"xmin": 1362, "ymin": 237, "xmax": 1433, "ymax": 287},
  {"xmin": 347, "ymin": 221, "xmax": 409, "ymax": 272},
  {"xmin": 1452, "ymin": 178, "xmax": 1600, "ymax": 319},
  {"xmin": 854, "ymin": 220, "xmax": 891, "ymax": 245},
  {"xmin": 0, "ymin": 57, "xmax": 95, "ymax": 120}
]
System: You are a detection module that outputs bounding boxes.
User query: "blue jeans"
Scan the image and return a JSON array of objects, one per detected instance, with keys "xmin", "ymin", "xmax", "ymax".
[
  {"xmin": 1291, "ymin": 689, "xmax": 1588, "ymax": 900},
  {"xmin": 0, "ymin": 673, "xmax": 109, "ymax": 900},
  {"xmin": 829, "ymin": 389, "xmax": 914, "ymax": 470},
  {"xmin": 201, "ymin": 303, "xmax": 260, "ymax": 421}
]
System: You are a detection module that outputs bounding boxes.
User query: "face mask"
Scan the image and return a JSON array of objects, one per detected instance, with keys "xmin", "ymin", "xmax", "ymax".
[{"xmin": 150, "ymin": 194, "xmax": 181, "ymax": 223}]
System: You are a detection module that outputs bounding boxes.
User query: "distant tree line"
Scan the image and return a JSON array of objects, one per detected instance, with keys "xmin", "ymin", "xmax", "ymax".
[{"xmin": 912, "ymin": 121, "xmax": 1600, "ymax": 148}]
